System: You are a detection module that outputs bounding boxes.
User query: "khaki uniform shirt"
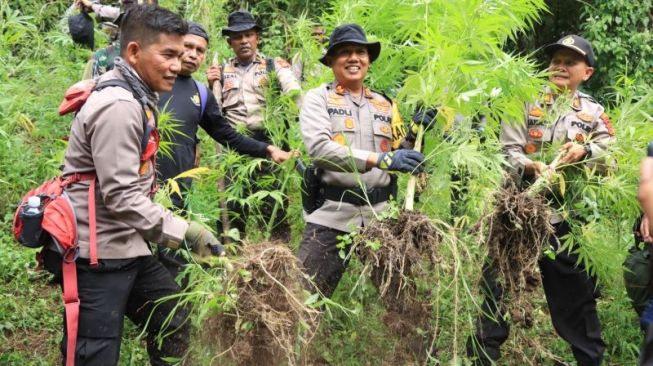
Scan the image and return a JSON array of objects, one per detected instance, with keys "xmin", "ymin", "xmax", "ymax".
[
  {"xmin": 62, "ymin": 69, "xmax": 188, "ymax": 259},
  {"xmin": 215, "ymin": 53, "xmax": 301, "ymax": 131},
  {"xmin": 501, "ymin": 88, "xmax": 616, "ymax": 222},
  {"xmin": 300, "ymin": 81, "xmax": 410, "ymax": 232}
]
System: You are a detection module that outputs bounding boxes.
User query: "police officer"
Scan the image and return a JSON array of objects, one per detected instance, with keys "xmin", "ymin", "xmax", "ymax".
[
  {"xmin": 467, "ymin": 35, "xmax": 615, "ymax": 366},
  {"xmin": 156, "ymin": 21, "xmax": 291, "ymax": 282},
  {"xmin": 43, "ymin": 6, "xmax": 222, "ymax": 365},
  {"xmin": 298, "ymin": 23, "xmax": 425, "ymax": 298},
  {"xmin": 206, "ymin": 10, "xmax": 301, "ymax": 242}
]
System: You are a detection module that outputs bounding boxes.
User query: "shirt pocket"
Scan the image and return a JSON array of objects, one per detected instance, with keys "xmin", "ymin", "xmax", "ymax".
[
  {"xmin": 566, "ymin": 118, "xmax": 593, "ymax": 144},
  {"xmin": 331, "ymin": 116, "xmax": 357, "ymax": 146}
]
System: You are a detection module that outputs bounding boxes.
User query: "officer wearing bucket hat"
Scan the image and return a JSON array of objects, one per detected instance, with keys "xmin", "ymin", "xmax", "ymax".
[
  {"xmin": 468, "ymin": 34, "xmax": 615, "ymax": 366},
  {"xmin": 298, "ymin": 23, "xmax": 424, "ymax": 297},
  {"xmin": 206, "ymin": 10, "xmax": 301, "ymax": 243}
]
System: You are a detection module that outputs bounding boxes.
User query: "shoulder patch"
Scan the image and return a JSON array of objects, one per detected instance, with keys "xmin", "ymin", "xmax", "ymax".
[
  {"xmin": 600, "ymin": 112, "xmax": 615, "ymax": 136},
  {"xmin": 274, "ymin": 58, "xmax": 291, "ymax": 68}
]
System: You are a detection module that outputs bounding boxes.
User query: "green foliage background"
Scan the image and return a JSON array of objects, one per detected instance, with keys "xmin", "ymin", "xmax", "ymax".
[{"xmin": 0, "ymin": 0, "xmax": 652, "ymax": 365}]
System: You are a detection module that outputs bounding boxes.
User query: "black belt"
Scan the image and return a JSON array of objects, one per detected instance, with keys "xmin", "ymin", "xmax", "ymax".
[{"xmin": 322, "ymin": 184, "xmax": 394, "ymax": 206}]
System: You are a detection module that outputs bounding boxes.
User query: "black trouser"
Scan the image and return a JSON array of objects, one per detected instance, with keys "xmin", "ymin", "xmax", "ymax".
[
  {"xmin": 223, "ymin": 159, "xmax": 290, "ymax": 243},
  {"xmin": 157, "ymin": 247, "xmax": 191, "ymax": 289},
  {"xmin": 467, "ymin": 222, "xmax": 605, "ymax": 366},
  {"xmin": 642, "ymin": 322, "xmax": 653, "ymax": 365},
  {"xmin": 43, "ymin": 250, "xmax": 189, "ymax": 366},
  {"xmin": 297, "ymin": 223, "xmax": 350, "ymax": 298}
]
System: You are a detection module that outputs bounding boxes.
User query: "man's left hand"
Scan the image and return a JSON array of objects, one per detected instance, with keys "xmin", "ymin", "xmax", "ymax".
[
  {"xmin": 267, "ymin": 145, "xmax": 298, "ymax": 164},
  {"xmin": 558, "ymin": 142, "xmax": 587, "ymax": 165}
]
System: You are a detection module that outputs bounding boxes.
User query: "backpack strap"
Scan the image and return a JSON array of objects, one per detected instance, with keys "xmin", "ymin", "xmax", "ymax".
[
  {"xmin": 59, "ymin": 171, "xmax": 96, "ymax": 366},
  {"xmin": 193, "ymin": 79, "xmax": 208, "ymax": 119},
  {"xmin": 93, "ymin": 79, "xmax": 152, "ymax": 153}
]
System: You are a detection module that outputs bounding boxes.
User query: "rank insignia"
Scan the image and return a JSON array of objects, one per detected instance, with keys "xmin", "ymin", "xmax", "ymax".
[
  {"xmin": 572, "ymin": 96, "xmax": 581, "ymax": 110},
  {"xmin": 542, "ymin": 93, "xmax": 553, "ymax": 105},
  {"xmin": 528, "ymin": 106, "xmax": 544, "ymax": 118},
  {"xmin": 380, "ymin": 139, "xmax": 390, "ymax": 152},
  {"xmin": 576, "ymin": 112, "xmax": 593, "ymax": 123},
  {"xmin": 363, "ymin": 88, "xmax": 373, "ymax": 98},
  {"xmin": 345, "ymin": 118, "xmax": 355, "ymax": 129},
  {"xmin": 600, "ymin": 113, "xmax": 615, "ymax": 136},
  {"xmin": 528, "ymin": 128, "xmax": 543, "ymax": 139},
  {"xmin": 333, "ymin": 133, "xmax": 346, "ymax": 145},
  {"xmin": 524, "ymin": 143, "xmax": 537, "ymax": 154}
]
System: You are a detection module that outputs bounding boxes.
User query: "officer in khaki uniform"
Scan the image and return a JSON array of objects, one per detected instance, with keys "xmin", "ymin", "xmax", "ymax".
[
  {"xmin": 206, "ymin": 10, "xmax": 301, "ymax": 242},
  {"xmin": 468, "ymin": 35, "xmax": 615, "ymax": 366},
  {"xmin": 298, "ymin": 24, "xmax": 425, "ymax": 297}
]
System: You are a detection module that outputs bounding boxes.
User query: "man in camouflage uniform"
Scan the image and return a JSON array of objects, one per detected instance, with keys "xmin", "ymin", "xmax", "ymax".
[
  {"xmin": 468, "ymin": 35, "xmax": 615, "ymax": 366},
  {"xmin": 206, "ymin": 10, "xmax": 301, "ymax": 242},
  {"xmin": 298, "ymin": 24, "xmax": 425, "ymax": 297}
]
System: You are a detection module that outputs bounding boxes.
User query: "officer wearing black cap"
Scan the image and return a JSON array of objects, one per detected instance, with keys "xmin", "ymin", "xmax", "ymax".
[
  {"xmin": 298, "ymin": 23, "xmax": 424, "ymax": 297},
  {"xmin": 155, "ymin": 21, "xmax": 291, "ymax": 283},
  {"xmin": 206, "ymin": 10, "xmax": 301, "ymax": 242},
  {"xmin": 468, "ymin": 34, "xmax": 615, "ymax": 366}
]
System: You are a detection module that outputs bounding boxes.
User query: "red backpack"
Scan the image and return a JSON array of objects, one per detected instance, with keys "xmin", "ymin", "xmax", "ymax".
[{"xmin": 12, "ymin": 78, "xmax": 158, "ymax": 366}]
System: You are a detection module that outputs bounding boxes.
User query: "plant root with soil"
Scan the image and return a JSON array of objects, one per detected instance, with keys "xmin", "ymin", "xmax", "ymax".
[
  {"xmin": 203, "ymin": 242, "xmax": 320, "ymax": 366},
  {"xmin": 482, "ymin": 178, "xmax": 554, "ymax": 326},
  {"xmin": 356, "ymin": 210, "xmax": 441, "ymax": 362}
]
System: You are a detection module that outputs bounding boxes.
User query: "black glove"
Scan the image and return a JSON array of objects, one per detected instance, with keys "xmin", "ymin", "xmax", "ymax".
[
  {"xmin": 184, "ymin": 222, "xmax": 225, "ymax": 257},
  {"xmin": 409, "ymin": 107, "xmax": 438, "ymax": 137},
  {"xmin": 377, "ymin": 149, "xmax": 424, "ymax": 174}
]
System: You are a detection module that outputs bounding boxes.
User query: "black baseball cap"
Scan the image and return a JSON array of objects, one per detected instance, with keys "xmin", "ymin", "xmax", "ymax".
[
  {"xmin": 319, "ymin": 24, "xmax": 381, "ymax": 66},
  {"xmin": 544, "ymin": 35, "xmax": 595, "ymax": 67}
]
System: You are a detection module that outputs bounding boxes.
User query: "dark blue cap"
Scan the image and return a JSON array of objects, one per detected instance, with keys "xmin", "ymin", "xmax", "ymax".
[
  {"xmin": 544, "ymin": 35, "xmax": 595, "ymax": 67},
  {"xmin": 187, "ymin": 21, "xmax": 209, "ymax": 43}
]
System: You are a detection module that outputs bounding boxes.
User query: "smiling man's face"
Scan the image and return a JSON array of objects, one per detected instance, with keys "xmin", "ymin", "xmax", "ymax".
[{"xmin": 330, "ymin": 43, "xmax": 369, "ymax": 87}]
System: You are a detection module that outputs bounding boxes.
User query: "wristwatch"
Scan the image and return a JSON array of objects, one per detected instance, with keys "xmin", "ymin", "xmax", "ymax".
[{"xmin": 648, "ymin": 141, "xmax": 653, "ymax": 157}]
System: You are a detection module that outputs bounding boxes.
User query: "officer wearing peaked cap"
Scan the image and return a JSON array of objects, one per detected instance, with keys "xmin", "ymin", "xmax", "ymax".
[
  {"xmin": 298, "ymin": 23, "xmax": 424, "ymax": 297},
  {"xmin": 468, "ymin": 35, "xmax": 615, "ymax": 366},
  {"xmin": 206, "ymin": 10, "xmax": 301, "ymax": 243}
]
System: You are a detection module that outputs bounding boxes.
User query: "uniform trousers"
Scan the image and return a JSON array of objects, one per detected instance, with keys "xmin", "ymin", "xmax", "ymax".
[
  {"xmin": 43, "ymin": 250, "xmax": 189, "ymax": 366},
  {"xmin": 297, "ymin": 222, "xmax": 350, "ymax": 298},
  {"xmin": 467, "ymin": 221, "xmax": 605, "ymax": 366}
]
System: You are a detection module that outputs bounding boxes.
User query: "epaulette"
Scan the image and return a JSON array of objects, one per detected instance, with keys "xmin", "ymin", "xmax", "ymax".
[
  {"xmin": 373, "ymin": 89, "xmax": 394, "ymax": 105},
  {"xmin": 577, "ymin": 90, "xmax": 598, "ymax": 104}
]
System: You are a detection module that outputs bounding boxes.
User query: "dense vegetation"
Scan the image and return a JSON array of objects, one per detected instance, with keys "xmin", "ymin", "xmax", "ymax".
[{"xmin": 1, "ymin": 0, "xmax": 652, "ymax": 365}]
